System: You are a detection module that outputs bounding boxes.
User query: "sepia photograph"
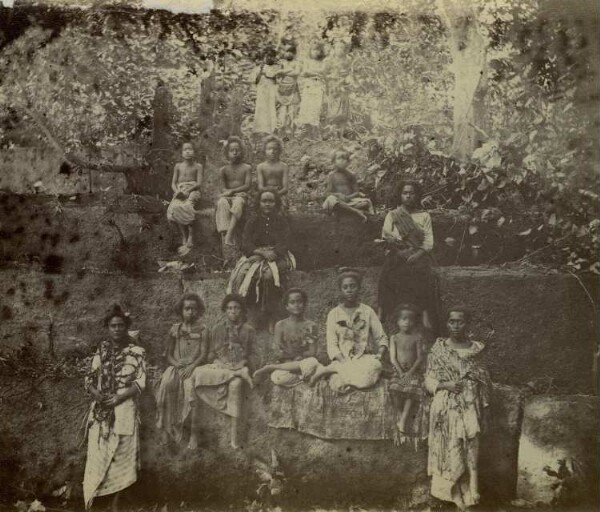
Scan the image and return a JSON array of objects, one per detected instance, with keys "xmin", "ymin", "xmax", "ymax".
[{"xmin": 0, "ymin": 0, "xmax": 598, "ymax": 511}]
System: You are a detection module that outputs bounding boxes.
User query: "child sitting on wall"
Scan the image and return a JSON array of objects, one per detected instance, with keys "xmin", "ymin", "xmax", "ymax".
[
  {"xmin": 216, "ymin": 136, "xmax": 252, "ymax": 247},
  {"xmin": 253, "ymin": 288, "xmax": 320, "ymax": 386},
  {"xmin": 155, "ymin": 293, "xmax": 208, "ymax": 449},
  {"xmin": 388, "ymin": 303, "xmax": 427, "ymax": 438},
  {"xmin": 167, "ymin": 142, "xmax": 204, "ymax": 255},
  {"xmin": 256, "ymin": 135, "xmax": 289, "ymax": 204},
  {"xmin": 322, "ymin": 149, "xmax": 374, "ymax": 222}
]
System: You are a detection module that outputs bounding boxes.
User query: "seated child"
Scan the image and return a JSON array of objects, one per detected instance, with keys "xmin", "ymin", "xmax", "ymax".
[
  {"xmin": 310, "ymin": 268, "xmax": 388, "ymax": 393},
  {"xmin": 216, "ymin": 136, "xmax": 252, "ymax": 247},
  {"xmin": 322, "ymin": 149, "xmax": 374, "ymax": 222},
  {"xmin": 253, "ymin": 288, "xmax": 320, "ymax": 386},
  {"xmin": 256, "ymin": 135, "xmax": 289, "ymax": 203},
  {"xmin": 155, "ymin": 293, "xmax": 208, "ymax": 448},
  {"xmin": 388, "ymin": 304, "xmax": 427, "ymax": 437},
  {"xmin": 167, "ymin": 142, "xmax": 204, "ymax": 255},
  {"xmin": 189, "ymin": 294, "xmax": 254, "ymax": 449}
]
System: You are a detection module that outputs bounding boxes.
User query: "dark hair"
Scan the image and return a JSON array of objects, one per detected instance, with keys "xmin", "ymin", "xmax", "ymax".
[
  {"xmin": 256, "ymin": 189, "xmax": 282, "ymax": 212},
  {"xmin": 337, "ymin": 267, "xmax": 363, "ymax": 287},
  {"xmin": 177, "ymin": 293, "xmax": 205, "ymax": 318},
  {"xmin": 309, "ymin": 41, "xmax": 326, "ymax": 60},
  {"xmin": 331, "ymin": 148, "xmax": 350, "ymax": 164},
  {"xmin": 394, "ymin": 303, "xmax": 422, "ymax": 320},
  {"xmin": 263, "ymin": 45, "xmax": 278, "ymax": 60},
  {"xmin": 224, "ymin": 136, "xmax": 246, "ymax": 162},
  {"xmin": 103, "ymin": 304, "xmax": 131, "ymax": 329},
  {"xmin": 283, "ymin": 288, "xmax": 308, "ymax": 306},
  {"xmin": 221, "ymin": 293, "xmax": 247, "ymax": 315},
  {"xmin": 263, "ymin": 135, "xmax": 283, "ymax": 157},
  {"xmin": 447, "ymin": 305, "xmax": 472, "ymax": 323},
  {"xmin": 397, "ymin": 180, "xmax": 423, "ymax": 205},
  {"xmin": 281, "ymin": 40, "xmax": 297, "ymax": 55}
]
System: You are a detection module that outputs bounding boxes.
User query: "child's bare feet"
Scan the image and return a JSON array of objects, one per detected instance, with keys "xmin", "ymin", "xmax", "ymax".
[
  {"xmin": 187, "ymin": 434, "xmax": 199, "ymax": 451},
  {"xmin": 178, "ymin": 245, "xmax": 191, "ymax": 256}
]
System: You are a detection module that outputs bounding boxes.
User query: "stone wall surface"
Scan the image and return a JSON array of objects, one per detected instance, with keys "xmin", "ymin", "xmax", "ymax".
[
  {"xmin": 0, "ymin": 373, "xmax": 524, "ymax": 509},
  {"xmin": 0, "ymin": 266, "xmax": 596, "ymax": 392}
]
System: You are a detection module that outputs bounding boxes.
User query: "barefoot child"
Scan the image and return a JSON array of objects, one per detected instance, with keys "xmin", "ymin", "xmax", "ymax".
[
  {"xmin": 189, "ymin": 294, "xmax": 254, "ymax": 449},
  {"xmin": 322, "ymin": 149, "xmax": 374, "ymax": 222},
  {"xmin": 325, "ymin": 40, "xmax": 351, "ymax": 139},
  {"xmin": 216, "ymin": 136, "xmax": 252, "ymax": 247},
  {"xmin": 257, "ymin": 135, "xmax": 289, "ymax": 201},
  {"xmin": 310, "ymin": 268, "xmax": 388, "ymax": 393},
  {"xmin": 426, "ymin": 306, "xmax": 491, "ymax": 510},
  {"xmin": 155, "ymin": 294, "xmax": 208, "ymax": 449},
  {"xmin": 253, "ymin": 288, "xmax": 321, "ymax": 386},
  {"xmin": 388, "ymin": 304, "xmax": 426, "ymax": 437},
  {"xmin": 167, "ymin": 142, "xmax": 204, "ymax": 254}
]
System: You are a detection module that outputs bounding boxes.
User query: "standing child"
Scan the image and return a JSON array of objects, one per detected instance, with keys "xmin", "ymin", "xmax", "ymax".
[
  {"xmin": 426, "ymin": 306, "xmax": 491, "ymax": 510},
  {"xmin": 216, "ymin": 136, "xmax": 252, "ymax": 247},
  {"xmin": 322, "ymin": 149, "xmax": 374, "ymax": 222},
  {"xmin": 256, "ymin": 135, "xmax": 289, "ymax": 201},
  {"xmin": 388, "ymin": 304, "xmax": 427, "ymax": 437},
  {"xmin": 253, "ymin": 288, "xmax": 320, "ymax": 386},
  {"xmin": 251, "ymin": 46, "xmax": 280, "ymax": 136},
  {"xmin": 310, "ymin": 268, "xmax": 388, "ymax": 393},
  {"xmin": 296, "ymin": 41, "xmax": 328, "ymax": 139},
  {"xmin": 325, "ymin": 40, "xmax": 351, "ymax": 139},
  {"xmin": 155, "ymin": 294, "xmax": 208, "ymax": 449},
  {"xmin": 276, "ymin": 39, "xmax": 301, "ymax": 137},
  {"xmin": 167, "ymin": 142, "xmax": 204, "ymax": 255},
  {"xmin": 189, "ymin": 294, "xmax": 255, "ymax": 449}
]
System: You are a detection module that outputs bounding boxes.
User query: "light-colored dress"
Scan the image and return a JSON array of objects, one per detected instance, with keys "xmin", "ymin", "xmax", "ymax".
[
  {"xmin": 296, "ymin": 59, "xmax": 327, "ymax": 127},
  {"xmin": 155, "ymin": 322, "xmax": 207, "ymax": 442},
  {"xmin": 189, "ymin": 321, "xmax": 255, "ymax": 418},
  {"xmin": 83, "ymin": 340, "xmax": 146, "ymax": 510},
  {"xmin": 325, "ymin": 56, "xmax": 351, "ymax": 125},
  {"xmin": 251, "ymin": 64, "xmax": 279, "ymax": 134},
  {"xmin": 425, "ymin": 338, "xmax": 491, "ymax": 509},
  {"xmin": 325, "ymin": 303, "xmax": 388, "ymax": 392}
]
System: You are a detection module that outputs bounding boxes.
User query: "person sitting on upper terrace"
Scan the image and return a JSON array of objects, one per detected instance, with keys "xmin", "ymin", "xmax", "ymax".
[
  {"xmin": 167, "ymin": 141, "xmax": 204, "ymax": 256},
  {"xmin": 227, "ymin": 190, "xmax": 296, "ymax": 332},
  {"xmin": 309, "ymin": 268, "xmax": 388, "ymax": 393},
  {"xmin": 215, "ymin": 136, "xmax": 252, "ymax": 248},
  {"xmin": 253, "ymin": 288, "xmax": 321, "ymax": 386},
  {"xmin": 256, "ymin": 135, "xmax": 289, "ymax": 203},
  {"xmin": 322, "ymin": 149, "xmax": 374, "ymax": 222}
]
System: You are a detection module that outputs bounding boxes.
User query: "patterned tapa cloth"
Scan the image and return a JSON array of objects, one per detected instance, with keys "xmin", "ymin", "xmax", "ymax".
[
  {"xmin": 425, "ymin": 338, "xmax": 491, "ymax": 509},
  {"xmin": 83, "ymin": 340, "xmax": 146, "ymax": 510}
]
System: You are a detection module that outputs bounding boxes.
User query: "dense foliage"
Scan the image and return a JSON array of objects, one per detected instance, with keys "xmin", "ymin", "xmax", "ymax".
[{"xmin": 0, "ymin": 2, "xmax": 597, "ymax": 272}]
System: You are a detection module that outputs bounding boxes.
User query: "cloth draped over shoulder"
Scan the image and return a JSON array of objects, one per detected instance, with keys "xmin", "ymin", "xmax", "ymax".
[
  {"xmin": 425, "ymin": 338, "xmax": 491, "ymax": 509},
  {"xmin": 378, "ymin": 207, "xmax": 436, "ymax": 326},
  {"xmin": 155, "ymin": 322, "xmax": 207, "ymax": 442},
  {"xmin": 227, "ymin": 212, "xmax": 296, "ymax": 306},
  {"xmin": 83, "ymin": 341, "xmax": 146, "ymax": 510}
]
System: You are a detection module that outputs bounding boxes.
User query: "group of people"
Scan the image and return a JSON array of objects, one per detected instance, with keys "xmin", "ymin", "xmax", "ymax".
[
  {"xmin": 251, "ymin": 38, "xmax": 352, "ymax": 140},
  {"xmin": 85, "ymin": 137, "xmax": 492, "ymax": 511}
]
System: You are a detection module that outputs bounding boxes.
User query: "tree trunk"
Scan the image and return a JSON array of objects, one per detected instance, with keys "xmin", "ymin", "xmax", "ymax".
[{"xmin": 438, "ymin": 0, "xmax": 488, "ymax": 161}]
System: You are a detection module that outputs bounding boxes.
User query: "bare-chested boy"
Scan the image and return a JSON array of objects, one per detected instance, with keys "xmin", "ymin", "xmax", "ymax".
[
  {"xmin": 167, "ymin": 142, "xmax": 204, "ymax": 255},
  {"xmin": 388, "ymin": 304, "xmax": 427, "ymax": 436},
  {"xmin": 253, "ymin": 288, "xmax": 321, "ymax": 386},
  {"xmin": 257, "ymin": 135, "xmax": 289, "ymax": 200},
  {"xmin": 216, "ymin": 136, "xmax": 252, "ymax": 247},
  {"xmin": 322, "ymin": 149, "xmax": 374, "ymax": 222}
]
